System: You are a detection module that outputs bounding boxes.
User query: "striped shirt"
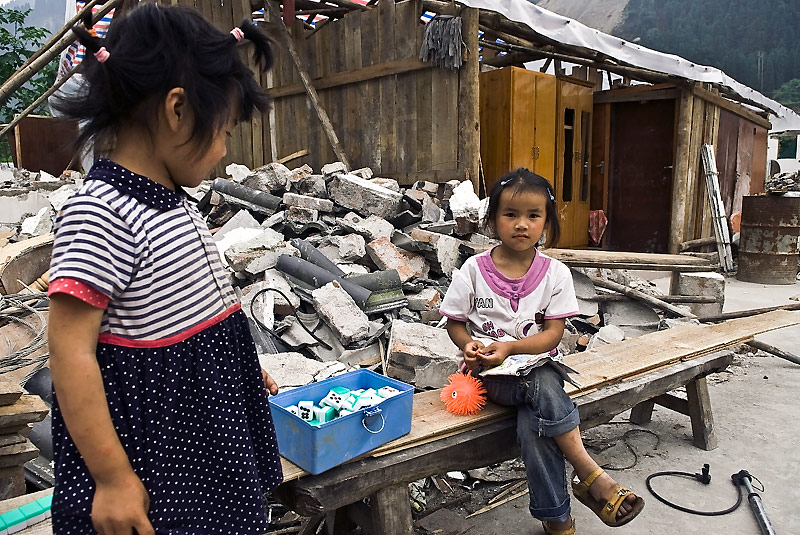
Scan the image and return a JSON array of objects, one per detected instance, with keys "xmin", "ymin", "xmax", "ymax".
[
  {"xmin": 58, "ymin": 1, "xmax": 114, "ymax": 79},
  {"xmin": 50, "ymin": 159, "xmax": 238, "ymax": 345}
]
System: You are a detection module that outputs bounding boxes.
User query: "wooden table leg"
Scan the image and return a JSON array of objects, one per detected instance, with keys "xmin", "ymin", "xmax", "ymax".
[
  {"xmin": 370, "ymin": 483, "xmax": 413, "ymax": 534},
  {"xmin": 686, "ymin": 376, "xmax": 717, "ymax": 450},
  {"xmin": 629, "ymin": 400, "xmax": 655, "ymax": 424}
]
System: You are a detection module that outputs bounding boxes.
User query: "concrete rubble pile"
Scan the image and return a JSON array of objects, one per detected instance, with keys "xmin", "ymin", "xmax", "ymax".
[{"xmin": 766, "ymin": 170, "xmax": 800, "ymax": 193}]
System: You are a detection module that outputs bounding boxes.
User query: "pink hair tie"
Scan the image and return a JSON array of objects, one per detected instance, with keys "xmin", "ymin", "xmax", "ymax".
[
  {"xmin": 230, "ymin": 27, "xmax": 244, "ymax": 41},
  {"xmin": 94, "ymin": 47, "xmax": 110, "ymax": 63}
]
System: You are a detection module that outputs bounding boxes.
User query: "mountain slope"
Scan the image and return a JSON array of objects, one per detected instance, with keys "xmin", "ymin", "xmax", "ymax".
[{"xmin": 533, "ymin": 0, "xmax": 628, "ymax": 34}]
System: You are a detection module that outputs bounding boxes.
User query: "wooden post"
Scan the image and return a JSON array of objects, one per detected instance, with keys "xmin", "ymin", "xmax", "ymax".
[
  {"xmin": 669, "ymin": 85, "xmax": 694, "ymax": 255},
  {"xmin": 458, "ymin": 7, "xmax": 480, "ymax": 193},
  {"xmin": 370, "ymin": 483, "xmax": 413, "ymax": 534},
  {"xmin": 263, "ymin": 0, "xmax": 351, "ymax": 170},
  {"xmin": 685, "ymin": 377, "xmax": 717, "ymax": 450},
  {"xmin": 0, "ymin": 0, "xmax": 120, "ymax": 108}
]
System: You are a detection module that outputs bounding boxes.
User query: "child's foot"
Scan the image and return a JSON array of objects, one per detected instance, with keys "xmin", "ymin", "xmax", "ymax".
[
  {"xmin": 585, "ymin": 470, "xmax": 639, "ymax": 518},
  {"xmin": 571, "ymin": 467, "xmax": 644, "ymax": 526},
  {"xmin": 542, "ymin": 517, "xmax": 575, "ymax": 535}
]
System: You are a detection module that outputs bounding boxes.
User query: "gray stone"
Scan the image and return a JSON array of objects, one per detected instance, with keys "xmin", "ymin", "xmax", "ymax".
[
  {"xmin": 675, "ymin": 272, "xmax": 725, "ymax": 318},
  {"xmin": 337, "ymin": 212, "xmax": 394, "ymax": 241},
  {"xmin": 312, "ymin": 281, "xmax": 370, "ymax": 345},
  {"xmin": 259, "ymin": 352, "xmax": 338, "ymax": 391},
  {"xmin": 328, "ymin": 173, "xmax": 402, "ymax": 219},
  {"xmin": 387, "ymin": 320, "xmax": 459, "ymax": 386},
  {"xmin": 283, "ymin": 192, "xmax": 334, "ymax": 212},
  {"xmin": 370, "ymin": 177, "xmax": 400, "ymax": 191},
  {"xmin": 224, "ymin": 228, "xmax": 298, "ymax": 274},
  {"xmin": 289, "ymin": 164, "xmax": 313, "ymax": 185},
  {"xmin": 409, "ymin": 228, "xmax": 462, "ymax": 277},
  {"xmin": 330, "ymin": 234, "xmax": 366, "ymax": 261},
  {"xmin": 338, "ymin": 343, "xmax": 382, "ymax": 367},
  {"xmin": 225, "ymin": 163, "xmax": 251, "ymax": 183},
  {"xmin": 263, "ymin": 269, "xmax": 301, "ymax": 310},
  {"xmin": 366, "ymin": 236, "xmax": 429, "ymax": 282},
  {"xmin": 261, "ymin": 210, "xmax": 286, "ymax": 229},
  {"xmin": 286, "ymin": 206, "xmax": 319, "ymax": 224},
  {"xmin": 407, "ymin": 287, "xmax": 441, "ymax": 311},
  {"xmin": 603, "ymin": 299, "xmax": 661, "ymax": 338},
  {"xmin": 321, "ymin": 161, "xmax": 347, "ymax": 176},
  {"xmin": 293, "ymin": 174, "xmax": 327, "ymax": 198},
  {"xmin": 20, "ymin": 206, "xmax": 53, "ymax": 237},
  {"xmin": 244, "ymin": 162, "xmax": 292, "ymax": 192},
  {"xmin": 351, "ymin": 167, "xmax": 374, "ymax": 179},
  {"xmin": 421, "ymin": 195, "xmax": 442, "ymax": 223},
  {"xmin": 213, "ymin": 208, "xmax": 260, "ymax": 241},
  {"xmin": 240, "ymin": 283, "xmax": 275, "ymax": 331}
]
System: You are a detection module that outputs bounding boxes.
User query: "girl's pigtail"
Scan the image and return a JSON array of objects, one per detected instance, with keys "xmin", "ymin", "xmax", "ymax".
[
  {"xmin": 237, "ymin": 19, "xmax": 274, "ymax": 71},
  {"xmin": 72, "ymin": 11, "xmax": 109, "ymax": 62}
]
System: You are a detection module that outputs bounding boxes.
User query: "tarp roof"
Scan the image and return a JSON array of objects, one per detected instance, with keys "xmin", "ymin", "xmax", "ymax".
[{"xmin": 461, "ymin": 0, "xmax": 800, "ymax": 133}]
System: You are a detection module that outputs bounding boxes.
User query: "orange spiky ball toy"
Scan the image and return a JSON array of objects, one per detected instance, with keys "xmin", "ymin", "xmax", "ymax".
[{"xmin": 441, "ymin": 373, "xmax": 487, "ymax": 415}]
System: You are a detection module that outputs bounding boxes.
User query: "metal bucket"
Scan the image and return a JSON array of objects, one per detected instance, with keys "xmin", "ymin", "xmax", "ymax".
[{"xmin": 737, "ymin": 196, "xmax": 800, "ymax": 285}]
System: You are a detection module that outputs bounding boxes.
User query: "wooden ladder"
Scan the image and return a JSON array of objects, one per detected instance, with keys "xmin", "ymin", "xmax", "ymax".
[{"xmin": 701, "ymin": 145, "xmax": 734, "ymax": 272}]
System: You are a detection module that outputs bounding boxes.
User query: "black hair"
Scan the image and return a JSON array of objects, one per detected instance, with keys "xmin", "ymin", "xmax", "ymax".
[
  {"xmin": 53, "ymin": 3, "xmax": 274, "ymax": 158},
  {"xmin": 484, "ymin": 168, "xmax": 561, "ymax": 248}
]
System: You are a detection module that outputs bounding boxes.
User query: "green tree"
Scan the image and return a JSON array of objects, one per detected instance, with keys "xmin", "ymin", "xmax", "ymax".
[
  {"xmin": 0, "ymin": 7, "xmax": 57, "ymax": 163},
  {"xmin": 773, "ymin": 78, "xmax": 800, "ymax": 113}
]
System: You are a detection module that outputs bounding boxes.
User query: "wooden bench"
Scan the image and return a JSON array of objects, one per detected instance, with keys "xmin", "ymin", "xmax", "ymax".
[{"xmin": 276, "ymin": 350, "xmax": 733, "ymax": 534}]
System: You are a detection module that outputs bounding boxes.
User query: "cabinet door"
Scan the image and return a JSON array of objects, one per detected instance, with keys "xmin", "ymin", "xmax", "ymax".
[
  {"xmin": 510, "ymin": 68, "xmax": 538, "ymax": 175},
  {"xmin": 532, "ymin": 74, "xmax": 557, "ymax": 183}
]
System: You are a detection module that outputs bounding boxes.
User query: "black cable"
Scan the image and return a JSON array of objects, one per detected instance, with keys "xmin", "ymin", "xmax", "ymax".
[
  {"xmin": 600, "ymin": 428, "xmax": 660, "ymax": 471},
  {"xmin": 249, "ymin": 287, "xmax": 333, "ymax": 351},
  {"xmin": 646, "ymin": 465, "xmax": 744, "ymax": 516}
]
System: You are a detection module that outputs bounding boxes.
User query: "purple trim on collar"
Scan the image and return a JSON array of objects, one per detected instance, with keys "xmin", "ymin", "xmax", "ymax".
[{"xmin": 476, "ymin": 248, "xmax": 551, "ymax": 312}]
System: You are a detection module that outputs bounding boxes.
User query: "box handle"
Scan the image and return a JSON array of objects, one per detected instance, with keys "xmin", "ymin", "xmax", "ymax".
[{"xmin": 361, "ymin": 407, "xmax": 385, "ymax": 434}]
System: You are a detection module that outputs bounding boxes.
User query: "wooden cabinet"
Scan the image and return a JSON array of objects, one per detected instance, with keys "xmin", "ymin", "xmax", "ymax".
[{"xmin": 480, "ymin": 67, "xmax": 593, "ymax": 248}]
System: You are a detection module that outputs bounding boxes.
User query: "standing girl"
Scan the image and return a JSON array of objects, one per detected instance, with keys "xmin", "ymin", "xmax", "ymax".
[
  {"xmin": 440, "ymin": 169, "xmax": 644, "ymax": 534},
  {"xmin": 47, "ymin": 5, "xmax": 282, "ymax": 534}
]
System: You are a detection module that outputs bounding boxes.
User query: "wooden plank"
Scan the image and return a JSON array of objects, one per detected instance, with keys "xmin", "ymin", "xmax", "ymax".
[
  {"xmin": 669, "ymin": 87, "xmax": 693, "ymax": 254},
  {"xmin": 684, "ymin": 95, "xmax": 706, "ymax": 241},
  {"xmin": 430, "ymin": 58, "xmax": 458, "ymax": 173},
  {"xmin": 360, "ymin": 5, "xmax": 381, "ymax": 170},
  {"xmin": 415, "ymin": 17, "xmax": 433, "ymax": 173},
  {"xmin": 394, "ymin": 0, "xmax": 418, "ymax": 174},
  {"xmin": 312, "ymin": 22, "xmax": 333, "ymax": 168},
  {"xmin": 459, "ymin": 246, "xmax": 713, "ymax": 268},
  {"xmin": 593, "ymin": 86, "xmax": 680, "ymax": 105},
  {"xmin": 458, "ymin": 6, "xmax": 480, "ymax": 190},
  {"xmin": 378, "ymin": 0, "xmax": 397, "ymax": 173},
  {"xmin": 692, "ymin": 84, "xmax": 771, "ymax": 130},
  {"xmin": 328, "ymin": 16, "xmax": 347, "ymax": 167},
  {"xmin": 382, "ymin": 168, "xmax": 467, "ymax": 185},
  {"xmin": 563, "ymin": 310, "xmax": 799, "ymax": 395},
  {"xmin": 344, "ymin": 12, "xmax": 363, "ymax": 167}
]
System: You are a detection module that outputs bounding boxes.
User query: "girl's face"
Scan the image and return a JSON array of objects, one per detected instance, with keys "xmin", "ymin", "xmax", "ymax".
[
  {"xmin": 493, "ymin": 188, "xmax": 549, "ymax": 253},
  {"xmin": 169, "ymin": 114, "xmax": 234, "ymax": 189}
]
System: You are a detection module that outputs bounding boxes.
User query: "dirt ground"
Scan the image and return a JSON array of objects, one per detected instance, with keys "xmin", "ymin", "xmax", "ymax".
[{"xmin": 413, "ymin": 275, "xmax": 800, "ymax": 535}]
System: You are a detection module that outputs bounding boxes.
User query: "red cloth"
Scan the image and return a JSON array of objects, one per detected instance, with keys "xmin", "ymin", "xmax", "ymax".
[{"xmin": 589, "ymin": 210, "xmax": 608, "ymax": 245}]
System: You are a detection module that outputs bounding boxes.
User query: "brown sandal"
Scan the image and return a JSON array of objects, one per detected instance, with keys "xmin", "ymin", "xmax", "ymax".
[
  {"xmin": 571, "ymin": 467, "xmax": 644, "ymax": 527},
  {"xmin": 542, "ymin": 517, "xmax": 575, "ymax": 535}
]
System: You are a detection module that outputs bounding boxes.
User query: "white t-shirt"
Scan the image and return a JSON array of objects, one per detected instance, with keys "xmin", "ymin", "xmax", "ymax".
[{"xmin": 440, "ymin": 248, "xmax": 579, "ymax": 343}]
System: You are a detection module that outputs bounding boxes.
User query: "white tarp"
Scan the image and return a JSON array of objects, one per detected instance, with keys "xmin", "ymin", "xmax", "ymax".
[{"xmin": 460, "ymin": 0, "xmax": 800, "ymax": 133}]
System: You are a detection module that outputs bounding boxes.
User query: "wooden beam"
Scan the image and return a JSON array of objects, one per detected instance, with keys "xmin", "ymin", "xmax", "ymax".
[
  {"xmin": 263, "ymin": 0, "xmax": 351, "ymax": 169},
  {"xmin": 669, "ymin": 86, "xmax": 694, "ymax": 254},
  {"xmin": 593, "ymin": 86, "xmax": 680, "ymax": 104},
  {"xmin": 590, "ymin": 277, "xmax": 697, "ymax": 319},
  {"xmin": 692, "ymin": 84, "xmax": 772, "ymax": 130},
  {"xmin": 458, "ymin": 7, "xmax": 480, "ymax": 193},
  {"xmin": 747, "ymin": 339, "xmax": 800, "ymax": 365},
  {"xmin": 265, "ymin": 56, "xmax": 431, "ymax": 99},
  {"xmin": 381, "ymin": 168, "xmax": 467, "ymax": 185},
  {"xmin": 699, "ymin": 303, "xmax": 800, "ymax": 323}
]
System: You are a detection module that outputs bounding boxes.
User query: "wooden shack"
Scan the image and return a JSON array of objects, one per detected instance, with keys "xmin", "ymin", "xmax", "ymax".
[{"xmin": 591, "ymin": 83, "xmax": 770, "ymax": 254}]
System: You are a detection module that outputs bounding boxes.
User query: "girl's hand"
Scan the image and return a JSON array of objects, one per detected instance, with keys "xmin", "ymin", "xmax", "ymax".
[
  {"xmin": 462, "ymin": 340, "xmax": 486, "ymax": 371},
  {"xmin": 479, "ymin": 341, "xmax": 513, "ymax": 367},
  {"xmin": 261, "ymin": 368, "xmax": 279, "ymax": 395},
  {"xmin": 92, "ymin": 470, "xmax": 154, "ymax": 535}
]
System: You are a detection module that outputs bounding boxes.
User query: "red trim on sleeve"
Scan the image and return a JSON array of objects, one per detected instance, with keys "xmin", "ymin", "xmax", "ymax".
[
  {"xmin": 48, "ymin": 278, "xmax": 110, "ymax": 309},
  {"xmin": 97, "ymin": 303, "xmax": 241, "ymax": 348}
]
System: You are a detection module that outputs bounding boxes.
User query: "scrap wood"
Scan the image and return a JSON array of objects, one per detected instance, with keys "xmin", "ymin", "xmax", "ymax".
[
  {"xmin": 590, "ymin": 276, "xmax": 696, "ymax": 319},
  {"xmin": 488, "ymin": 479, "xmax": 526, "ymax": 504},
  {"xmin": 277, "ymin": 149, "xmax": 310, "ymax": 164},
  {"xmin": 699, "ymin": 303, "xmax": 800, "ymax": 323},
  {"xmin": 465, "ymin": 487, "xmax": 528, "ymax": 518},
  {"xmin": 747, "ymin": 340, "xmax": 800, "ymax": 366}
]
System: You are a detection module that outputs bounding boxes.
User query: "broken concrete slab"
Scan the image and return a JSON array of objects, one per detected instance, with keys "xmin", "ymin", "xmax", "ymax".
[
  {"xmin": 603, "ymin": 299, "xmax": 661, "ymax": 338},
  {"xmin": 448, "ymin": 180, "xmax": 481, "ymax": 220},
  {"xmin": 321, "ymin": 161, "xmax": 347, "ymax": 176},
  {"xmin": 366, "ymin": 236, "xmax": 430, "ymax": 283},
  {"xmin": 351, "ymin": 167, "xmax": 374, "ymax": 180},
  {"xmin": 240, "ymin": 283, "xmax": 275, "ymax": 331},
  {"xmin": 370, "ymin": 177, "xmax": 400, "ymax": 192},
  {"xmin": 329, "ymin": 234, "xmax": 366, "ymax": 262},
  {"xmin": 327, "ymin": 173, "xmax": 402, "ymax": 219},
  {"xmin": 409, "ymin": 228, "xmax": 462, "ymax": 277},
  {"xmin": 258, "ymin": 352, "xmax": 340, "ymax": 391},
  {"xmin": 212, "ymin": 208, "xmax": 260, "ymax": 241},
  {"xmin": 283, "ymin": 192, "xmax": 334, "ymax": 212},
  {"xmin": 292, "ymin": 174, "xmax": 327, "ymax": 199},
  {"xmin": 407, "ymin": 287, "xmax": 441, "ymax": 311},
  {"xmin": 312, "ymin": 281, "xmax": 370, "ymax": 346},
  {"xmin": 224, "ymin": 228, "xmax": 298, "ymax": 275},
  {"xmin": 46, "ymin": 184, "xmax": 79, "ymax": 212},
  {"xmin": 243, "ymin": 162, "xmax": 292, "ymax": 192},
  {"xmin": 20, "ymin": 207, "xmax": 53, "ymax": 238},
  {"xmin": 286, "ymin": 206, "xmax": 319, "ymax": 224},
  {"xmin": 0, "ymin": 191, "xmax": 51, "ymax": 226},
  {"xmin": 289, "ymin": 164, "xmax": 313, "ymax": 186},
  {"xmin": 586, "ymin": 324, "xmax": 626, "ymax": 350},
  {"xmin": 225, "ymin": 163, "xmax": 251, "ymax": 183},
  {"xmin": 675, "ymin": 272, "xmax": 725, "ymax": 318},
  {"xmin": 387, "ymin": 320, "xmax": 459, "ymax": 387},
  {"xmin": 338, "ymin": 212, "xmax": 395, "ymax": 241}
]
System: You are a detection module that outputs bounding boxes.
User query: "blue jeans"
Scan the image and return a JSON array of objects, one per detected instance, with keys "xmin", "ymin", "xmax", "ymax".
[{"xmin": 482, "ymin": 363, "xmax": 580, "ymax": 523}]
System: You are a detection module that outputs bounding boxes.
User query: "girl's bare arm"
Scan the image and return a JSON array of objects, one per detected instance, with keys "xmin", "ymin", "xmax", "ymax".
[{"xmin": 49, "ymin": 293, "xmax": 154, "ymax": 535}]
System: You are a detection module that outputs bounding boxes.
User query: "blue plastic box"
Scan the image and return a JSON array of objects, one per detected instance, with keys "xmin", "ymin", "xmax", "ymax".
[{"xmin": 269, "ymin": 369, "xmax": 413, "ymax": 475}]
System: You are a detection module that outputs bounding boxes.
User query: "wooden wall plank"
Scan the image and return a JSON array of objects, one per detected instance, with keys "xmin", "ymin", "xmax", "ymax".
[
  {"xmin": 415, "ymin": 16, "xmax": 432, "ymax": 173},
  {"xmin": 684, "ymin": 95, "xmax": 705, "ymax": 240},
  {"xmin": 394, "ymin": 1, "xmax": 418, "ymax": 175},
  {"xmin": 313, "ymin": 23, "xmax": 334, "ymax": 168},
  {"xmin": 360, "ymin": 6, "xmax": 381, "ymax": 170},
  {"xmin": 344, "ymin": 12, "xmax": 364, "ymax": 167},
  {"xmin": 378, "ymin": 0, "xmax": 397, "ymax": 172}
]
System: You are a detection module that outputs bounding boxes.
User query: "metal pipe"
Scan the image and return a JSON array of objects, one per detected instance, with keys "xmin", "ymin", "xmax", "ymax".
[
  {"xmin": 211, "ymin": 178, "xmax": 281, "ymax": 212},
  {"xmin": 289, "ymin": 238, "xmax": 345, "ymax": 277},
  {"xmin": 275, "ymin": 255, "xmax": 371, "ymax": 310},
  {"xmin": 739, "ymin": 473, "xmax": 776, "ymax": 535}
]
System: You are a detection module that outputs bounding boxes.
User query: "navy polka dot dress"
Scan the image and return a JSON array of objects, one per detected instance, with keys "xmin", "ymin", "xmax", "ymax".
[{"xmin": 48, "ymin": 159, "xmax": 283, "ymax": 534}]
